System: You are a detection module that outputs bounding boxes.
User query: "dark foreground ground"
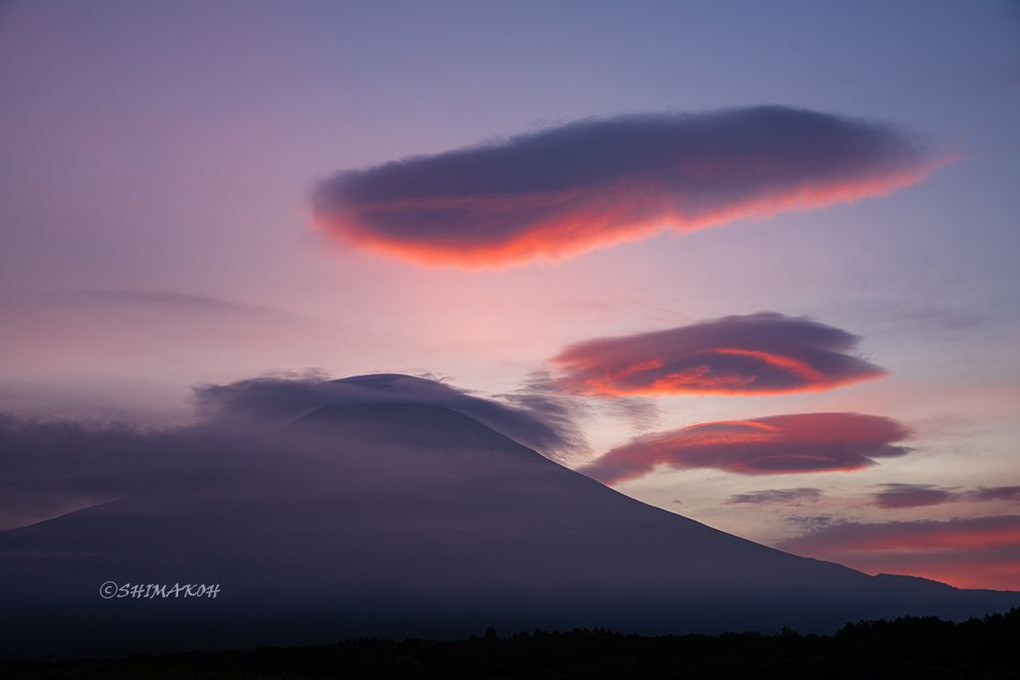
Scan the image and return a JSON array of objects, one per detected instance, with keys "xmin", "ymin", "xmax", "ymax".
[{"xmin": 3, "ymin": 608, "xmax": 1018, "ymax": 680}]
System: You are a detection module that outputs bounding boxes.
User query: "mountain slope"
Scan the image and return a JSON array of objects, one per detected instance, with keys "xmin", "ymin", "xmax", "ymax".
[{"xmin": 0, "ymin": 404, "xmax": 1016, "ymax": 657}]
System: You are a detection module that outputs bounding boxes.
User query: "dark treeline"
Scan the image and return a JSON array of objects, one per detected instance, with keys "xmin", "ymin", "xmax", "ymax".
[{"xmin": 3, "ymin": 608, "xmax": 1018, "ymax": 679}]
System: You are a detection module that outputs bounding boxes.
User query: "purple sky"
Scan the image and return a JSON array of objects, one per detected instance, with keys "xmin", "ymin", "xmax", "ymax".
[{"xmin": 0, "ymin": 0, "xmax": 1018, "ymax": 589}]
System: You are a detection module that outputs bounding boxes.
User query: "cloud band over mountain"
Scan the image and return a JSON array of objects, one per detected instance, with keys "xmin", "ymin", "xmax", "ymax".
[
  {"xmin": 0, "ymin": 372, "xmax": 586, "ymax": 529},
  {"xmin": 195, "ymin": 372, "xmax": 583, "ymax": 459},
  {"xmin": 312, "ymin": 106, "xmax": 936, "ymax": 268},
  {"xmin": 552, "ymin": 313, "xmax": 885, "ymax": 396},
  {"xmin": 583, "ymin": 412, "xmax": 912, "ymax": 483}
]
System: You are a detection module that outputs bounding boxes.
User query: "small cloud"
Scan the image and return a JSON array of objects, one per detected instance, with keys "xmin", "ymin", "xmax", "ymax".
[
  {"xmin": 726, "ymin": 488, "xmax": 824, "ymax": 506},
  {"xmin": 551, "ymin": 313, "xmax": 885, "ymax": 397},
  {"xmin": 311, "ymin": 107, "xmax": 939, "ymax": 268},
  {"xmin": 866, "ymin": 484, "xmax": 1020, "ymax": 509},
  {"xmin": 967, "ymin": 486, "xmax": 1020, "ymax": 503},
  {"xmin": 873, "ymin": 483, "xmax": 958, "ymax": 509},
  {"xmin": 601, "ymin": 397, "xmax": 661, "ymax": 432},
  {"xmin": 48, "ymin": 289, "xmax": 280, "ymax": 315},
  {"xmin": 582, "ymin": 412, "xmax": 912, "ymax": 484},
  {"xmin": 783, "ymin": 514, "xmax": 838, "ymax": 530}
]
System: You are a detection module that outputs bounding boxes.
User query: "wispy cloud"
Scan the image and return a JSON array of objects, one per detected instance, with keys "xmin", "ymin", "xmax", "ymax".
[
  {"xmin": 195, "ymin": 372, "xmax": 584, "ymax": 460},
  {"xmin": 582, "ymin": 412, "xmax": 912, "ymax": 483},
  {"xmin": 873, "ymin": 483, "xmax": 958, "ymax": 509},
  {"xmin": 552, "ymin": 313, "xmax": 885, "ymax": 396},
  {"xmin": 312, "ymin": 107, "xmax": 938, "ymax": 268},
  {"xmin": 869, "ymin": 483, "xmax": 1020, "ymax": 509},
  {"xmin": 726, "ymin": 488, "xmax": 824, "ymax": 506},
  {"xmin": 969, "ymin": 486, "xmax": 1020, "ymax": 503}
]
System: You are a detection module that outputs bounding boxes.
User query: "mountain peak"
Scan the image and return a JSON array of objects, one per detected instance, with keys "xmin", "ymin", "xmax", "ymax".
[{"xmin": 292, "ymin": 402, "xmax": 544, "ymax": 457}]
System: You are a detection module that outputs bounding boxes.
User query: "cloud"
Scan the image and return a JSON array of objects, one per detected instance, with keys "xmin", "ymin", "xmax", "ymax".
[
  {"xmin": 0, "ymin": 371, "xmax": 588, "ymax": 529},
  {"xmin": 873, "ymin": 484, "xmax": 958, "ymax": 509},
  {"xmin": 582, "ymin": 412, "xmax": 912, "ymax": 483},
  {"xmin": 867, "ymin": 484, "xmax": 1020, "ymax": 509},
  {"xmin": 726, "ymin": 488, "xmax": 824, "ymax": 506},
  {"xmin": 0, "ymin": 414, "xmax": 244, "ymax": 530},
  {"xmin": 552, "ymin": 313, "xmax": 885, "ymax": 397},
  {"xmin": 195, "ymin": 372, "xmax": 583, "ymax": 460},
  {"xmin": 778, "ymin": 516, "xmax": 1020, "ymax": 590},
  {"xmin": 1, "ymin": 288, "xmax": 298, "ymax": 320},
  {"xmin": 968, "ymin": 486, "xmax": 1020, "ymax": 503},
  {"xmin": 311, "ymin": 106, "xmax": 938, "ymax": 268},
  {"xmin": 600, "ymin": 397, "xmax": 661, "ymax": 432}
]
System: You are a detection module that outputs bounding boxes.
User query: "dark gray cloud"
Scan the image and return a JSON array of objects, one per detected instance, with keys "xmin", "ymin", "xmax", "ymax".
[
  {"xmin": 968, "ymin": 486, "xmax": 1020, "ymax": 503},
  {"xmin": 494, "ymin": 371, "xmax": 590, "ymax": 464},
  {"xmin": 726, "ymin": 488, "xmax": 824, "ymax": 506},
  {"xmin": 552, "ymin": 313, "xmax": 886, "ymax": 397},
  {"xmin": 195, "ymin": 372, "xmax": 583, "ymax": 460},
  {"xmin": 312, "ymin": 107, "xmax": 936, "ymax": 268},
  {"xmin": 868, "ymin": 484, "xmax": 1020, "ymax": 509},
  {"xmin": 783, "ymin": 514, "xmax": 838, "ymax": 531},
  {"xmin": 873, "ymin": 483, "xmax": 958, "ymax": 509}
]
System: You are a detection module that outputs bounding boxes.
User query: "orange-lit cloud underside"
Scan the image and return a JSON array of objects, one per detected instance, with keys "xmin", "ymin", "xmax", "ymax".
[
  {"xmin": 314, "ymin": 167, "xmax": 934, "ymax": 268},
  {"xmin": 583, "ymin": 412, "xmax": 912, "ymax": 484},
  {"xmin": 312, "ymin": 107, "xmax": 941, "ymax": 269},
  {"xmin": 552, "ymin": 312, "xmax": 886, "ymax": 396}
]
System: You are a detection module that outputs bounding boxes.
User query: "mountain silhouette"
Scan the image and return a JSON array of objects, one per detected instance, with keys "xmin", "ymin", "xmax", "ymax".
[
  {"xmin": 293, "ymin": 402, "xmax": 544, "ymax": 453},
  {"xmin": 1, "ymin": 402, "xmax": 1016, "ymax": 657}
]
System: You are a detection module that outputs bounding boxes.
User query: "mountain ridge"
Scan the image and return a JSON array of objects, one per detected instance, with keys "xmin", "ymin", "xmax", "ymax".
[{"xmin": 1, "ymin": 402, "xmax": 1016, "ymax": 658}]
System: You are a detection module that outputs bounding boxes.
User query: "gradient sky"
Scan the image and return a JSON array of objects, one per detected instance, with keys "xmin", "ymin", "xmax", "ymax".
[{"xmin": 1, "ymin": 0, "xmax": 1018, "ymax": 589}]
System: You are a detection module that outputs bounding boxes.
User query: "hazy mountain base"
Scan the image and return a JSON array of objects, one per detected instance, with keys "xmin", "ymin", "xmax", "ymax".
[
  {"xmin": 1, "ymin": 404, "xmax": 1017, "ymax": 658},
  {"xmin": 2, "ymin": 608, "xmax": 1018, "ymax": 680}
]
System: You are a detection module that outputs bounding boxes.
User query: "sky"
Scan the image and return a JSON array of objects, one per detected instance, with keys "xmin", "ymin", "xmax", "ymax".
[{"xmin": 0, "ymin": 0, "xmax": 1018, "ymax": 590}]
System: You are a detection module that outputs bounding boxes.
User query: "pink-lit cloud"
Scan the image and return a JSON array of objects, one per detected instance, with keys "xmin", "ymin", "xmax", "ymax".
[
  {"xmin": 779, "ymin": 516, "xmax": 1020, "ymax": 591},
  {"xmin": 583, "ymin": 412, "xmax": 912, "ymax": 484},
  {"xmin": 552, "ymin": 313, "xmax": 885, "ymax": 396},
  {"xmin": 311, "ymin": 107, "xmax": 939, "ymax": 268}
]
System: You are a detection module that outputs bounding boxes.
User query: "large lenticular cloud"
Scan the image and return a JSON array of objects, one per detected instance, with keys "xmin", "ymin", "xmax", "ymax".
[
  {"xmin": 552, "ymin": 312, "xmax": 885, "ymax": 396},
  {"xmin": 583, "ymin": 412, "xmax": 912, "ymax": 484},
  {"xmin": 311, "ymin": 106, "xmax": 937, "ymax": 268}
]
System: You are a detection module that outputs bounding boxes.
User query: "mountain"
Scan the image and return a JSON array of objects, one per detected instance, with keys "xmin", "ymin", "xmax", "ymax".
[{"xmin": 0, "ymin": 403, "xmax": 1016, "ymax": 657}]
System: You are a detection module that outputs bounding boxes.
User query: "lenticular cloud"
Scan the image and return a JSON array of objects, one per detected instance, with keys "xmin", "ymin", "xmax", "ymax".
[
  {"xmin": 312, "ymin": 106, "xmax": 937, "ymax": 268},
  {"xmin": 552, "ymin": 312, "xmax": 885, "ymax": 397},
  {"xmin": 583, "ymin": 412, "xmax": 913, "ymax": 483}
]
